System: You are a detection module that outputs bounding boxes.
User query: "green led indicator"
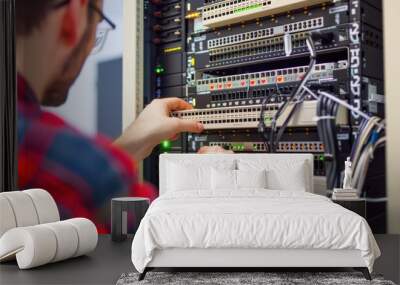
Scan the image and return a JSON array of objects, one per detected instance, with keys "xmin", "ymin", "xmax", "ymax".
[
  {"xmin": 234, "ymin": 3, "xmax": 262, "ymax": 14},
  {"xmin": 232, "ymin": 144, "xmax": 244, "ymax": 151},
  {"xmin": 264, "ymin": 116, "xmax": 272, "ymax": 126},
  {"xmin": 155, "ymin": 65, "xmax": 165, "ymax": 75},
  {"xmin": 319, "ymin": 155, "xmax": 325, "ymax": 161},
  {"xmin": 160, "ymin": 140, "xmax": 171, "ymax": 152}
]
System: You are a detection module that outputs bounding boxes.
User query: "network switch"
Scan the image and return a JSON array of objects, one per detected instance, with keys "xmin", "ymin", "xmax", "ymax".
[
  {"xmin": 194, "ymin": 26, "xmax": 349, "ymax": 69},
  {"xmin": 202, "ymin": 0, "xmax": 330, "ymax": 28},
  {"xmin": 209, "ymin": 32, "xmax": 307, "ymax": 60},
  {"xmin": 196, "ymin": 61, "xmax": 347, "ymax": 93},
  {"xmin": 209, "ymin": 141, "xmax": 324, "ymax": 152},
  {"xmin": 207, "ymin": 17, "xmax": 324, "ymax": 49},
  {"xmin": 172, "ymin": 100, "xmax": 348, "ymax": 130}
]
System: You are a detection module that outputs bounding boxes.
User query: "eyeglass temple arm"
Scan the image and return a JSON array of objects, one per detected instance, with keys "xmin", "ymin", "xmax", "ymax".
[
  {"xmin": 53, "ymin": 0, "xmax": 116, "ymax": 30},
  {"xmin": 89, "ymin": 2, "xmax": 116, "ymax": 30}
]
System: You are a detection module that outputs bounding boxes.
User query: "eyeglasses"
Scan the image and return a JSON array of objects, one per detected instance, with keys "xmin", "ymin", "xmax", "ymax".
[{"xmin": 53, "ymin": 0, "xmax": 116, "ymax": 55}]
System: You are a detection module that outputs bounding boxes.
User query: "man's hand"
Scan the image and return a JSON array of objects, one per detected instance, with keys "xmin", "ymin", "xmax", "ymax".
[{"xmin": 114, "ymin": 98, "xmax": 203, "ymax": 161}]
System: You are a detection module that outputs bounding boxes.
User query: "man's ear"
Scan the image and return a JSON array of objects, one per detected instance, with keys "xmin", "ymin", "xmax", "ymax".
[{"xmin": 59, "ymin": 0, "xmax": 89, "ymax": 47}]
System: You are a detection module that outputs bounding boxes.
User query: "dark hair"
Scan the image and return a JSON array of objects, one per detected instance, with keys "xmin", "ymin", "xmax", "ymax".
[
  {"xmin": 16, "ymin": 0, "xmax": 96, "ymax": 36},
  {"xmin": 16, "ymin": 0, "xmax": 52, "ymax": 36}
]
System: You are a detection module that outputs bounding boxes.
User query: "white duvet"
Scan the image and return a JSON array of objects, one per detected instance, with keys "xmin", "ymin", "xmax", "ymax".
[{"xmin": 131, "ymin": 190, "xmax": 380, "ymax": 273}]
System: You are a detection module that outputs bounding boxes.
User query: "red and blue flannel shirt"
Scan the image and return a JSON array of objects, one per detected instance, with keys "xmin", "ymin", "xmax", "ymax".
[{"xmin": 17, "ymin": 75, "xmax": 157, "ymax": 233}]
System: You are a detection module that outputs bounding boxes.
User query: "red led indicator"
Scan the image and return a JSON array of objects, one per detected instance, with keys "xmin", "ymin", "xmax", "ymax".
[
  {"xmin": 260, "ymin": 78, "xmax": 267, "ymax": 84},
  {"xmin": 277, "ymin": 75, "xmax": 284, "ymax": 83},
  {"xmin": 218, "ymin": 84, "xmax": 223, "ymax": 89},
  {"xmin": 241, "ymin": 81, "xmax": 246, "ymax": 86},
  {"xmin": 250, "ymin": 80, "xmax": 256, "ymax": 86},
  {"xmin": 210, "ymin": 84, "xmax": 215, "ymax": 90}
]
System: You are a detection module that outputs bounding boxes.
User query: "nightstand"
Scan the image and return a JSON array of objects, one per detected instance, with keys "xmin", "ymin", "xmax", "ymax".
[
  {"xmin": 332, "ymin": 198, "xmax": 366, "ymax": 218},
  {"xmin": 111, "ymin": 197, "xmax": 150, "ymax": 242}
]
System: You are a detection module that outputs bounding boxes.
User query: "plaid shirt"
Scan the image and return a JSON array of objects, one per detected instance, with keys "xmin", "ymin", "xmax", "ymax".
[{"xmin": 17, "ymin": 75, "xmax": 157, "ymax": 233}]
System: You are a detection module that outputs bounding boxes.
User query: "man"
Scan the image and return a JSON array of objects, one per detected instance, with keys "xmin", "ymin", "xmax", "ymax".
[{"xmin": 16, "ymin": 0, "xmax": 220, "ymax": 232}]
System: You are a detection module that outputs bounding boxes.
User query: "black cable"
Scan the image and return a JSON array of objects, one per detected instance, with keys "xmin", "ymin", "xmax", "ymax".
[
  {"xmin": 258, "ymin": 94, "xmax": 274, "ymax": 151},
  {"xmin": 258, "ymin": 82, "xmax": 282, "ymax": 152},
  {"xmin": 326, "ymin": 98, "xmax": 336, "ymax": 188},
  {"xmin": 269, "ymin": 35, "xmax": 317, "ymax": 152},
  {"xmin": 331, "ymin": 101, "xmax": 340, "ymax": 187},
  {"xmin": 350, "ymin": 118, "xmax": 367, "ymax": 160},
  {"xmin": 274, "ymin": 91, "xmax": 307, "ymax": 152},
  {"xmin": 320, "ymin": 97, "xmax": 330, "ymax": 188},
  {"xmin": 322, "ymin": 95, "xmax": 341, "ymax": 190}
]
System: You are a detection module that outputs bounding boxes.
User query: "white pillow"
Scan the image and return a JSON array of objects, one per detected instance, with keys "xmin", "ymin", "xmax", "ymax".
[
  {"xmin": 265, "ymin": 163, "xmax": 307, "ymax": 191},
  {"xmin": 238, "ymin": 159, "xmax": 309, "ymax": 191},
  {"xmin": 167, "ymin": 163, "xmax": 210, "ymax": 191},
  {"xmin": 236, "ymin": 169, "xmax": 267, "ymax": 189},
  {"xmin": 167, "ymin": 160, "xmax": 236, "ymax": 192},
  {"xmin": 211, "ymin": 168, "xmax": 237, "ymax": 190}
]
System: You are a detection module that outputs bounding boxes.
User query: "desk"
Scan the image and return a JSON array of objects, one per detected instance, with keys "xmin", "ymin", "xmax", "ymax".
[
  {"xmin": 1, "ymin": 235, "xmax": 399, "ymax": 285},
  {"xmin": 0, "ymin": 235, "xmax": 133, "ymax": 285}
]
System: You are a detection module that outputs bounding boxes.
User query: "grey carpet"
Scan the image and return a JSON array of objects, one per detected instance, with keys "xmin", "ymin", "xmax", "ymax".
[{"xmin": 117, "ymin": 272, "xmax": 396, "ymax": 285}]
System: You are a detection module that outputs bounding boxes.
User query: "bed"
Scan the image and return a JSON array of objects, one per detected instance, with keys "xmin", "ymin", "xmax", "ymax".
[{"xmin": 131, "ymin": 154, "xmax": 380, "ymax": 280}]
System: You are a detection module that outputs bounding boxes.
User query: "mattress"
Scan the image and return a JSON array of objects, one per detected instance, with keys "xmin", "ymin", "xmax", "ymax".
[{"xmin": 131, "ymin": 190, "xmax": 380, "ymax": 273}]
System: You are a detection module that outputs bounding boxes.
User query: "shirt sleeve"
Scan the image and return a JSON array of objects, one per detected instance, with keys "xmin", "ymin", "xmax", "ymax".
[{"xmin": 18, "ymin": 110, "xmax": 157, "ymax": 233}]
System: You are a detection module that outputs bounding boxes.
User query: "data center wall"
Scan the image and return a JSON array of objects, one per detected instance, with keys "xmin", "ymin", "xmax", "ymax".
[{"xmin": 143, "ymin": 0, "xmax": 385, "ymax": 232}]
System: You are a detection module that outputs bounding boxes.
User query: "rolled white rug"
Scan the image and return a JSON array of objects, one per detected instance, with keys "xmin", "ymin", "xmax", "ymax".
[
  {"xmin": 65, "ymin": 218, "xmax": 98, "ymax": 257},
  {"xmin": 0, "ymin": 225, "xmax": 57, "ymax": 268},
  {"xmin": 0, "ymin": 218, "xmax": 98, "ymax": 269},
  {"xmin": 23, "ymin": 189, "xmax": 60, "ymax": 224},
  {"xmin": 0, "ymin": 196, "xmax": 17, "ymax": 237},
  {"xmin": 42, "ymin": 221, "xmax": 79, "ymax": 263},
  {"xmin": 0, "ymin": 192, "xmax": 39, "ymax": 228}
]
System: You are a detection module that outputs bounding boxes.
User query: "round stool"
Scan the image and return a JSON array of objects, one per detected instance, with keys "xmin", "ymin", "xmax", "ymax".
[{"xmin": 111, "ymin": 197, "xmax": 149, "ymax": 242}]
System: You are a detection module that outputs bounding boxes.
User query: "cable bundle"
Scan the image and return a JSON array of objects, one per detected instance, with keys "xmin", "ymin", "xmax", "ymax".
[
  {"xmin": 316, "ymin": 96, "xmax": 340, "ymax": 190},
  {"xmin": 350, "ymin": 118, "xmax": 385, "ymax": 195},
  {"xmin": 257, "ymin": 29, "xmax": 385, "ymax": 194},
  {"xmin": 258, "ymin": 35, "xmax": 317, "ymax": 152}
]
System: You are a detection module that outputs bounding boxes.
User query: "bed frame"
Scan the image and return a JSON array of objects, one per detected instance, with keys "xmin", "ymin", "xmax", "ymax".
[
  {"xmin": 139, "ymin": 154, "xmax": 372, "ymax": 281},
  {"xmin": 139, "ymin": 248, "xmax": 371, "ymax": 280}
]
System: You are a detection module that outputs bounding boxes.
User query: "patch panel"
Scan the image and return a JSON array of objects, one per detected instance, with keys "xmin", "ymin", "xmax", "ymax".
[
  {"xmin": 194, "ymin": 24, "xmax": 352, "ymax": 70},
  {"xmin": 196, "ymin": 61, "xmax": 347, "ymax": 93},
  {"xmin": 172, "ymin": 100, "xmax": 348, "ymax": 130},
  {"xmin": 192, "ymin": 84, "xmax": 302, "ymax": 108},
  {"xmin": 209, "ymin": 141, "xmax": 324, "ymax": 152},
  {"xmin": 207, "ymin": 17, "xmax": 324, "ymax": 49},
  {"xmin": 201, "ymin": 0, "xmax": 330, "ymax": 28},
  {"xmin": 209, "ymin": 32, "xmax": 308, "ymax": 63}
]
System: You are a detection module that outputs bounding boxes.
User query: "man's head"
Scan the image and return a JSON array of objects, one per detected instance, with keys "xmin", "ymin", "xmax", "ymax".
[{"xmin": 16, "ymin": 0, "xmax": 103, "ymax": 106}]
